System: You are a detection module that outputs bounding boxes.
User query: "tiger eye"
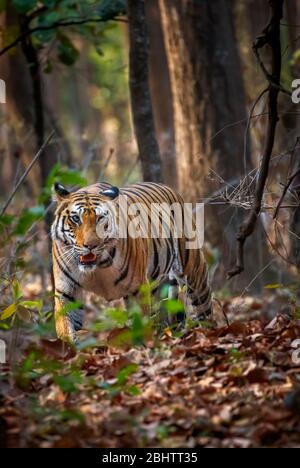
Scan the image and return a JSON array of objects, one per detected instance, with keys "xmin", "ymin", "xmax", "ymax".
[
  {"xmin": 71, "ymin": 215, "xmax": 80, "ymax": 224},
  {"xmin": 98, "ymin": 212, "xmax": 108, "ymax": 221}
]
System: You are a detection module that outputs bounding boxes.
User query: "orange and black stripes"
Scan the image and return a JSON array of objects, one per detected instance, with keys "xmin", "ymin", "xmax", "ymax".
[{"xmin": 52, "ymin": 181, "xmax": 212, "ymax": 342}]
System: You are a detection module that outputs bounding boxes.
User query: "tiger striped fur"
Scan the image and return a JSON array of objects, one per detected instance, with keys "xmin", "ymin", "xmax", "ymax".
[{"xmin": 51, "ymin": 182, "xmax": 212, "ymax": 342}]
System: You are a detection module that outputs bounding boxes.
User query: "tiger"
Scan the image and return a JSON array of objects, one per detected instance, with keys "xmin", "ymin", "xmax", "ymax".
[{"xmin": 51, "ymin": 182, "xmax": 212, "ymax": 342}]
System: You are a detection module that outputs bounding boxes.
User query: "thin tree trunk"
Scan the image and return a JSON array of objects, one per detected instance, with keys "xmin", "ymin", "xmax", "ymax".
[{"xmin": 127, "ymin": 0, "xmax": 163, "ymax": 183}]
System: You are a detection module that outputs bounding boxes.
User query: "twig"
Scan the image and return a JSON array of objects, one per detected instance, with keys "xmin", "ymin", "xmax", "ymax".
[
  {"xmin": 0, "ymin": 17, "xmax": 127, "ymax": 57},
  {"xmin": 209, "ymin": 111, "xmax": 300, "ymax": 145},
  {"xmin": 122, "ymin": 156, "xmax": 140, "ymax": 186},
  {"xmin": 98, "ymin": 148, "xmax": 115, "ymax": 181},
  {"xmin": 253, "ymin": 26, "xmax": 291, "ymax": 97},
  {"xmin": 213, "ymin": 298, "xmax": 230, "ymax": 327},
  {"xmin": 26, "ymin": 6, "xmax": 48, "ymax": 23},
  {"xmin": 240, "ymin": 259, "xmax": 276, "ymax": 297},
  {"xmin": 82, "ymin": 144, "xmax": 97, "ymax": 175},
  {"xmin": 274, "ymin": 171, "xmax": 300, "ymax": 218},
  {"xmin": 228, "ymin": 0, "xmax": 284, "ymax": 279},
  {"xmin": 281, "ymin": 23, "xmax": 300, "ymax": 28},
  {"xmin": 206, "ymin": 201, "xmax": 300, "ymax": 211},
  {"xmin": 0, "ymin": 131, "xmax": 55, "ymax": 216},
  {"xmin": 199, "ymin": 177, "xmax": 241, "ymax": 205},
  {"xmin": 243, "ymin": 88, "xmax": 268, "ymax": 178},
  {"xmin": 274, "ymin": 137, "xmax": 300, "ymax": 220}
]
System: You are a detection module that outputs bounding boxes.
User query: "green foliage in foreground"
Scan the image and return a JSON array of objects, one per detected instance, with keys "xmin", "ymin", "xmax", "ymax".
[{"xmin": 0, "ymin": 278, "xmax": 186, "ymax": 399}]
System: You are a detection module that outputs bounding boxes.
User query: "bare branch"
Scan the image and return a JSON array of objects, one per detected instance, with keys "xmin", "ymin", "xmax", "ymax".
[
  {"xmin": 98, "ymin": 148, "xmax": 115, "ymax": 181},
  {"xmin": 0, "ymin": 131, "xmax": 55, "ymax": 216},
  {"xmin": 243, "ymin": 87, "xmax": 268, "ymax": 189},
  {"xmin": 228, "ymin": 0, "xmax": 284, "ymax": 279},
  {"xmin": 253, "ymin": 20, "xmax": 292, "ymax": 97},
  {"xmin": 274, "ymin": 162, "xmax": 300, "ymax": 220}
]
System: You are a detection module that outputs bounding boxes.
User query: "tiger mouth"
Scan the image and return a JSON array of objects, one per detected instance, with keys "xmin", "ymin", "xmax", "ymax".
[{"xmin": 79, "ymin": 253, "xmax": 97, "ymax": 266}]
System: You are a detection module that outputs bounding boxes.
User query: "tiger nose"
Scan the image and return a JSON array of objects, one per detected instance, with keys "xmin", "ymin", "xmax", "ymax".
[{"xmin": 83, "ymin": 243, "xmax": 97, "ymax": 251}]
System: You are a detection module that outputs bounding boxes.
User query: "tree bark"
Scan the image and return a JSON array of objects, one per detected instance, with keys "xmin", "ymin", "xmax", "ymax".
[
  {"xmin": 127, "ymin": 0, "xmax": 163, "ymax": 183},
  {"xmin": 159, "ymin": 0, "xmax": 249, "ymax": 202},
  {"xmin": 145, "ymin": 0, "xmax": 177, "ymax": 188},
  {"xmin": 228, "ymin": 0, "xmax": 284, "ymax": 279},
  {"xmin": 0, "ymin": 5, "xmax": 72, "ymax": 196},
  {"xmin": 0, "ymin": 6, "xmax": 40, "ymax": 195},
  {"xmin": 285, "ymin": 0, "xmax": 300, "ymax": 270},
  {"xmin": 158, "ymin": 0, "xmax": 272, "ymax": 289}
]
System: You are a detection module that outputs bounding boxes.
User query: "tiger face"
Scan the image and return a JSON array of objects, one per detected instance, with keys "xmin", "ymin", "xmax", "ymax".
[{"xmin": 52, "ymin": 184, "xmax": 120, "ymax": 273}]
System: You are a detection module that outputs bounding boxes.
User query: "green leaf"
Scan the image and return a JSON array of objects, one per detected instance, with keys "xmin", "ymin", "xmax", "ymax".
[
  {"xmin": 59, "ymin": 409, "xmax": 85, "ymax": 423},
  {"xmin": 20, "ymin": 300, "xmax": 43, "ymax": 313},
  {"xmin": 40, "ymin": 164, "xmax": 87, "ymax": 203},
  {"xmin": 107, "ymin": 308, "xmax": 128, "ymax": 326},
  {"xmin": 0, "ymin": 214, "xmax": 15, "ymax": 226},
  {"xmin": 1, "ymin": 303, "xmax": 17, "ymax": 320},
  {"xmin": 60, "ymin": 301, "xmax": 83, "ymax": 316},
  {"xmin": 56, "ymin": 170, "xmax": 87, "ymax": 187},
  {"xmin": 57, "ymin": 35, "xmax": 79, "ymax": 66},
  {"xmin": 163, "ymin": 299, "xmax": 185, "ymax": 314},
  {"xmin": 116, "ymin": 364, "xmax": 138, "ymax": 386},
  {"xmin": 54, "ymin": 371, "xmax": 83, "ymax": 393},
  {"xmin": 13, "ymin": 206, "xmax": 45, "ymax": 236},
  {"xmin": 17, "ymin": 305, "xmax": 32, "ymax": 323},
  {"xmin": 12, "ymin": 279, "xmax": 23, "ymax": 301},
  {"xmin": 97, "ymin": 0, "xmax": 126, "ymax": 21},
  {"xmin": 264, "ymin": 284, "xmax": 283, "ymax": 290},
  {"xmin": 127, "ymin": 385, "xmax": 140, "ymax": 396},
  {"xmin": 41, "ymin": 0, "xmax": 58, "ymax": 9},
  {"xmin": 0, "ymin": 214, "xmax": 15, "ymax": 233},
  {"xmin": 12, "ymin": 0, "xmax": 37, "ymax": 14},
  {"xmin": 95, "ymin": 45, "xmax": 104, "ymax": 56},
  {"xmin": 32, "ymin": 28, "xmax": 56, "ymax": 46}
]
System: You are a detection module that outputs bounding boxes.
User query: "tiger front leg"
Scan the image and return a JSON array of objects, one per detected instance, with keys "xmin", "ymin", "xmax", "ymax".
[
  {"xmin": 52, "ymin": 243, "xmax": 84, "ymax": 342},
  {"xmin": 54, "ymin": 291, "xmax": 84, "ymax": 343}
]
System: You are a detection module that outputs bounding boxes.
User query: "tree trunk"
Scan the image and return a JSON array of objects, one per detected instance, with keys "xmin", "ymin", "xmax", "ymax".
[
  {"xmin": 159, "ymin": 0, "xmax": 249, "ymax": 200},
  {"xmin": 0, "ymin": 6, "xmax": 40, "ymax": 196},
  {"xmin": 159, "ymin": 0, "xmax": 273, "ymax": 290},
  {"xmin": 145, "ymin": 0, "xmax": 177, "ymax": 188},
  {"xmin": 285, "ymin": 0, "xmax": 300, "ymax": 270},
  {"xmin": 0, "ymin": 5, "xmax": 72, "ymax": 196},
  {"xmin": 127, "ymin": 0, "xmax": 163, "ymax": 183}
]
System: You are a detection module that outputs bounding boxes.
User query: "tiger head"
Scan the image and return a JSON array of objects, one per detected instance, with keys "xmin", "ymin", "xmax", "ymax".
[{"xmin": 51, "ymin": 183, "xmax": 120, "ymax": 272}]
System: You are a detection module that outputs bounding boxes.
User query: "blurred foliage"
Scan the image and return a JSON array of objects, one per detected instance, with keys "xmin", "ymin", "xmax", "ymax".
[
  {"xmin": 0, "ymin": 165, "xmax": 86, "ymax": 250},
  {"xmin": 0, "ymin": 0, "xmax": 132, "ymax": 188},
  {"xmin": 88, "ymin": 25, "xmax": 129, "ymax": 111},
  {"xmin": 40, "ymin": 163, "xmax": 87, "ymax": 203},
  {"xmin": 0, "ymin": 279, "xmax": 43, "ymax": 323},
  {"xmin": 7, "ymin": 0, "xmax": 127, "ymax": 70}
]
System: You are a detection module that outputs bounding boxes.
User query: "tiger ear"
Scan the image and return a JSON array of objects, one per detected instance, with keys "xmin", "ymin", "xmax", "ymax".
[
  {"xmin": 101, "ymin": 186, "xmax": 119, "ymax": 200},
  {"xmin": 53, "ymin": 183, "xmax": 70, "ymax": 202}
]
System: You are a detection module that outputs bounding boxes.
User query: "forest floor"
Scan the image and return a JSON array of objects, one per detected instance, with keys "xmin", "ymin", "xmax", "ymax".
[{"xmin": 1, "ymin": 295, "xmax": 300, "ymax": 448}]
